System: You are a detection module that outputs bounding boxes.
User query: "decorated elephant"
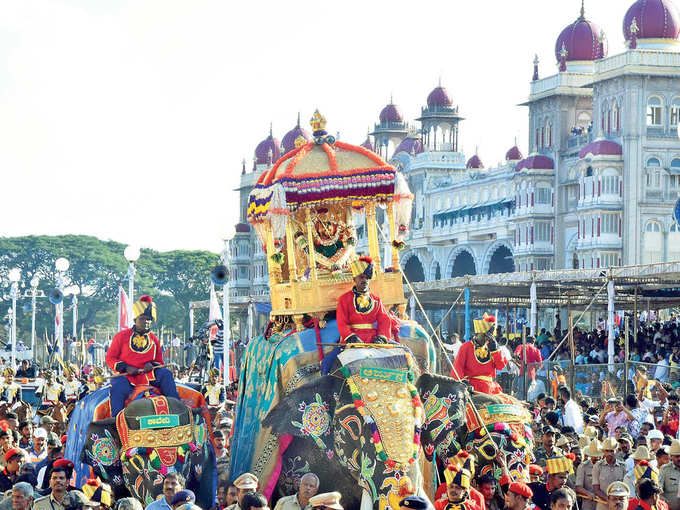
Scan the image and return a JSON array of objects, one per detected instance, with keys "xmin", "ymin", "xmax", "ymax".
[
  {"xmin": 79, "ymin": 395, "xmax": 216, "ymax": 509},
  {"xmin": 419, "ymin": 384, "xmax": 534, "ymax": 483},
  {"xmin": 263, "ymin": 345, "xmax": 469, "ymax": 510}
]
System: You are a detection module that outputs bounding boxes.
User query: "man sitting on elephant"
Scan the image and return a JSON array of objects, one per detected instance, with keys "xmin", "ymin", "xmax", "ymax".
[
  {"xmin": 337, "ymin": 256, "xmax": 392, "ymax": 344},
  {"xmin": 105, "ymin": 295, "xmax": 180, "ymax": 416},
  {"xmin": 452, "ymin": 314, "xmax": 507, "ymax": 394}
]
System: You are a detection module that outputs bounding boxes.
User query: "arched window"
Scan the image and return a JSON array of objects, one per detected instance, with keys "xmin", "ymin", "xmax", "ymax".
[
  {"xmin": 671, "ymin": 158, "xmax": 680, "ymax": 169},
  {"xmin": 647, "ymin": 157, "xmax": 661, "ymax": 167},
  {"xmin": 647, "ymin": 96, "xmax": 663, "ymax": 126},
  {"xmin": 577, "ymin": 112, "xmax": 592, "ymax": 128},
  {"xmin": 643, "ymin": 221, "xmax": 663, "ymax": 263},
  {"xmin": 671, "ymin": 98, "xmax": 680, "ymax": 126},
  {"xmin": 612, "ymin": 100, "xmax": 620, "ymax": 132}
]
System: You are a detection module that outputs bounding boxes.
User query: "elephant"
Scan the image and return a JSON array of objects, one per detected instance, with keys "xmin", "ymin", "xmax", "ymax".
[
  {"xmin": 80, "ymin": 395, "xmax": 216, "ymax": 509},
  {"xmin": 263, "ymin": 345, "xmax": 469, "ymax": 510},
  {"xmin": 419, "ymin": 382, "xmax": 535, "ymax": 484}
]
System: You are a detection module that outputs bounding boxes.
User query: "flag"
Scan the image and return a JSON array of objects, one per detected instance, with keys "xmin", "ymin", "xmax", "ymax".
[
  {"xmin": 208, "ymin": 283, "xmax": 222, "ymax": 340},
  {"xmin": 118, "ymin": 285, "xmax": 130, "ymax": 331}
]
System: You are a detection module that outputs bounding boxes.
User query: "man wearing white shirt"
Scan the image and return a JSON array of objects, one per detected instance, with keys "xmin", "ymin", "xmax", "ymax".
[
  {"xmin": 654, "ymin": 352, "xmax": 669, "ymax": 383},
  {"xmin": 560, "ymin": 386, "xmax": 584, "ymax": 434}
]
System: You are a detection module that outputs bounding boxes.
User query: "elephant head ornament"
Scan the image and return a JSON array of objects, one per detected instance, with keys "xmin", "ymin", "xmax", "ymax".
[
  {"xmin": 81, "ymin": 396, "xmax": 216, "ymax": 509},
  {"xmin": 264, "ymin": 345, "xmax": 469, "ymax": 510}
]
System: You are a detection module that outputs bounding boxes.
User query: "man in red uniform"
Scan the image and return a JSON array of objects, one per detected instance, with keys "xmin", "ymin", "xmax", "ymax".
[
  {"xmin": 434, "ymin": 463, "xmax": 481, "ymax": 510},
  {"xmin": 513, "ymin": 337, "xmax": 543, "ymax": 399},
  {"xmin": 106, "ymin": 295, "xmax": 180, "ymax": 416},
  {"xmin": 336, "ymin": 256, "xmax": 391, "ymax": 344},
  {"xmin": 452, "ymin": 314, "xmax": 507, "ymax": 394}
]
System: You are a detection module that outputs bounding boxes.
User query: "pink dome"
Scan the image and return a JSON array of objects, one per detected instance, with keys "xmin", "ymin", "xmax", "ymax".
[
  {"xmin": 623, "ymin": 0, "xmax": 680, "ymax": 41},
  {"xmin": 506, "ymin": 145, "xmax": 523, "ymax": 161},
  {"xmin": 255, "ymin": 132, "xmax": 281, "ymax": 165},
  {"xmin": 379, "ymin": 103, "xmax": 404, "ymax": 123},
  {"xmin": 555, "ymin": 11, "xmax": 607, "ymax": 62},
  {"xmin": 466, "ymin": 155, "xmax": 483, "ymax": 169},
  {"xmin": 235, "ymin": 222, "xmax": 251, "ymax": 233},
  {"xmin": 361, "ymin": 136, "xmax": 374, "ymax": 151},
  {"xmin": 578, "ymin": 140, "xmax": 623, "ymax": 158},
  {"xmin": 281, "ymin": 122, "xmax": 311, "ymax": 155},
  {"xmin": 516, "ymin": 155, "xmax": 555, "ymax": 172},
  {"xmin": 427, "ymin": 86, "xmax": 453, "ymax": 108},
  {"xmin": 394, "ymin": 137, "xmax": 424, "ymax": 155}
]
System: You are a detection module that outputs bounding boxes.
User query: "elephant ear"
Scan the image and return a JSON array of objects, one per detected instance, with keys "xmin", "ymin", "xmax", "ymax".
[
  {"xmin": 262, "ymin": 376, "xmax": 339, "ymax": 446},
  {"xmin": 415, "ymin": 373, "xmax": 469, "ymax": 461},
  {"xmin": 81, "ymin": 418, "xmax": 121, "ymax": 472}
]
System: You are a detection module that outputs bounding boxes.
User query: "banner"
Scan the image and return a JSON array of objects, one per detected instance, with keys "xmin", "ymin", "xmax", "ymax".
[
  {"xmin": 118, "ymin": 285, "xmax": 130, "ymax": 331},
  {"xmin": 208, "ymin": 283, "xmax": 221, "ymax": 341}
]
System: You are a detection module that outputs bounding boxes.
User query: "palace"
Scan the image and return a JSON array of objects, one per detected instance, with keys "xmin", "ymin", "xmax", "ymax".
[{"xmin": 230, "ymin": 0, "xmax": 680, "ymax": 300}]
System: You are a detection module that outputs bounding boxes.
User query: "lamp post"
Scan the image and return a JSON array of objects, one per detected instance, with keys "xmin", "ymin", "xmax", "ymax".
[
  {"xmin": 8, "ymin": 268, "xmax": 21, "ymax": 369},
  {"xmin": 221, "ymin": 239, "xmax": 231, "ymax": 388},
  {"xmin": 70, "ymin": 290, "xmax": 79, "ymax": 362},
  {"xmin": 124, "ymin": 246, "xmax": 140, "ymax": 326},
  {"xmin": 27, "ymin": 277, "xmax": 43, "ymax": 358},
  {"xmin": 55, "ymin": 257, "xmax": 70, "ymax": 359}
]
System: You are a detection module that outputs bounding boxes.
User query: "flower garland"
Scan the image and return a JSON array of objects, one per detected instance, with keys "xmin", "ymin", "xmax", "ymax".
[{"xmin": 340, "ymin": 366, "xmax": 422, "ymax": 470}]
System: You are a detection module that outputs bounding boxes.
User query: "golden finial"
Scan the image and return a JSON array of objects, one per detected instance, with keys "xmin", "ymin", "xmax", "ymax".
[
  {"xmin": 294, "ymin": 135, "xmax": 307, "ymax": 148},
  {"xmin": 310, "ymin": 109, "xmax": 327, "ymax": 133}
]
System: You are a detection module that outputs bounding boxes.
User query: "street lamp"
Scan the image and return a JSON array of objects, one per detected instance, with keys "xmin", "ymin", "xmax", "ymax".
[
  {"xmin": 218, "ymin": 226, "xmax": 234, "ymax": 388},
  {"xmin": 55, "ymin": 257, "xmax": 69, "ymax": 360},
  {"xmin": 27, "ymin": 276, "xmax": 43, "ymax": 357},
  {"xmin": 124, "ymin": 246, "xmax": 140, "ymax": 326},
  {"xmin": 8, "ymin": 268, "xmax": 21, "ymax": 368},
  {"xmin": 70, "ymin": 288, "xmax": 80, "ymax": 360}
]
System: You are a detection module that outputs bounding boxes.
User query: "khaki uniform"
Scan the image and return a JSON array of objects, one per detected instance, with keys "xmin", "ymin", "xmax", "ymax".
[
  {"xmin": 592, "ymin": 459, "xmax": 626, "ymax": 510},
  {"xmin": 659, "ymin": 462, "xmax": 680, "ymax": 510},
  {"xmin": 63, "ymin": 378, "xmax": 81, "ymax": 400},
  {"xmin": 576, "ymin": 459, "xmax": 597, "ymax": 510},
  {"xmin": 533, "ymin": 446, "xmax": 564, "ymax": 469},
  {"xmin": 33, "ymin": 494, "xmax": 66, "ymax": 510},
  {"xmin": 273, "ymin": 494, "xmax": 312, "ymax": 510}
]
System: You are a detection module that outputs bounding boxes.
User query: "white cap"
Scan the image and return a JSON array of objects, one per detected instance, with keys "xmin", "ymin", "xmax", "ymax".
[
  {"xmin": 648, "ymin": 430, "xmax": 664, "ymax": 440},
  {"xmin": 33, "ymin": 428, "xmax": 47, "ymax": 439}
]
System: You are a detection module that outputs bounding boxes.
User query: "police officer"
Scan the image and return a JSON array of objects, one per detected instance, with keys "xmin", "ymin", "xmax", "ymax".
[{"xmin": 659, "ymin": 440, "xmax": 680, "ymax": 510}]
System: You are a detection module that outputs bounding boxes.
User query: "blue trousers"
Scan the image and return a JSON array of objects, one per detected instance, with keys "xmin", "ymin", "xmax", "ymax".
[{"xmin": 109, "ymin": 367, "xmax": 180, "ymax": 416}]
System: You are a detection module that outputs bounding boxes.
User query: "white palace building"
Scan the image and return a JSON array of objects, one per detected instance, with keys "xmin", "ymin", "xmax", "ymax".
[{"xmin": 230, "ymin": 0, "xmax": 680, "ymax": 300}]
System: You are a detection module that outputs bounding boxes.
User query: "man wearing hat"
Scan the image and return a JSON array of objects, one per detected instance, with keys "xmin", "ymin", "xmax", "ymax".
[
  {"xmin": 452, "ymin": 313, "xmax": 508, "ymax": 394},
  {"xmin": 336, "ymin": 256, "xmax": 391, "ymax": 345},
  {"xmin": 605, "ymin": 482, "xmax": 629, "ymax": 510},
  {"xmin": 435, "ymin": 464, "xmax": 479, "ymax": 510},
  {"xmin": 170, "ymin": 490, "xmax": 196, "ymax": 510},
  {"xmin": 0, "ymin": 368, "xmax": 22, "ymax": 404},
  {"xmin": 624, "ymin": 446, "xmax": 654, "ymax": 497},
  {"xmin": 36, "ymin": 371, "xmax": 66, "ymax": 412},
  {"xmin": 529, "ymin": 456, "xmax": 575, "ymax": 510},
  {"xmin": 534, "ymin": 427, "xmax": 565, "ymax": 469},
  {"xmin": 399, "ymin": 496, "xmax": 429, "ymax": 510},
  {"xmin": 226, "ymin": 473, "xmax": 258, "ymax": 510},
  {"xmin": 62, "ymin": 367, "xmax": 82, "ymax": 403},
  {"xmin": 647, "ymin": 430, "xmax": 664, "ymax": 456},
  {"xmin": 577, "ymin": 440, "xmax": 603, "ymax": 510},
  {"xmin": 593, "ymin": 438, "xmax": 626, "ymax": 510},
  {"xmin": 618, "ymin": 434, "xmax": 634, "ymax": 462},
  {"xmin": 659, "ymin": 439, "xmax": 680, "ymax": 510},
  {"xmin": 202, "ymin": 369, "xmax": 226, "ymax": 408},
  {"xmin": 308, "ymin": 492, "xmax": 343, "ymax": 510},
  {"xmin": 0, "ymin": 447, "xmax": 23, "ymax": 491},
  {"xmin": 29, "ymin": 428, "xmax": 48, "ymax": 463},
  {"xmin": 105, "ymin": 295, "xmax": 180, "ymax": 416},
  {"xmin": 529, "ymin": 464, "xmax": 545, "ymax": 483},
  {"xmin": 504, "ymin": 482, "xmax": 533, "ymax": 510},
  {"xmin": 81, "ymin": 479, "xmax": 113, "ymax": 509}
]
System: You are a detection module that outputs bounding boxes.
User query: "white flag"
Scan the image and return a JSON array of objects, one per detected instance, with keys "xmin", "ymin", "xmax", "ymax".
[{"xmin": 208, "ymin": 283, "xmax": 222, "ymax": 341}]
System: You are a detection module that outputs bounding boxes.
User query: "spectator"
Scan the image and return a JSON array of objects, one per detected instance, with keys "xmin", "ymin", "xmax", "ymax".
[
  {"xmin": 660, "ymin": 396, "xmax": 680, "ymax": 437},
  {"xmin": 33, "ymin": 466, "xmax": 70, "ymax": 510},
  {"xmin": 11, "ymin": 482, "xmax": 33, "ymax": 510},
  {"xmin": 600, "ymin": 398, "xmax": 630, "ymax": 438},
  {"xmin": 227, "ymin": 473, "xmax": 258, "ymax": 510},
  {"xmin": 241, "ymin": 493, "xmax": 268, "ymax": 510},
  {"xmin": 477, "ymin": 474, "xmax": 501, "ymax": 510},
  {"xmin": 648, "ymin": 430, "xmax": 664, "ymax": 455},
  {"xmin": 274, "ymin": 472, "xmax": 319, "ymax": 510},
  {"xmin": 513, "ymin": 337, "xmax": 542, "ymax": 399},
  {"xmin": 28, "ymin": 428, "xmax": 47, "ymax": 463},
  {"xmin": 144, "ymin": 473, "xmax": 185, "ymax": 510},
  {"xmin": 625, "ymin": 395, "xmax": 650, "ymax": 439},
  {"xmin": 657, "ymin": 445, "xmax": 670, "ymax": 470},
  {"xmin": 560, "ymin": 387, "xmax": 584, "ymax": 434},
  {"xmin": 0, "ymin": 448, "xmax": 22, "ymax": 491}
]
